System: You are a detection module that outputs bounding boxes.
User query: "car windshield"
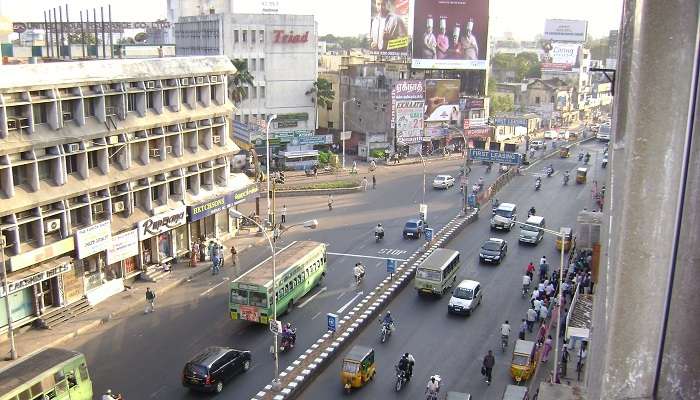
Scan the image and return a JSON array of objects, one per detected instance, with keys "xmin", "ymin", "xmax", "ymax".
[
  {"xmin": 512, "ymin": 354, "xmax": 530, "ymax": 366},
  {"xmin": 453, "ymin": 287, "xmax": 474, "ymax": 300},
  {"xmin": 342, "ymin": 361, "xmax": 359, "ymax": 374},
  {"xmin": 405, "ymin": 222, "xmax": 417, "ymax": 228},
  {"xmin": 495, "ymin": 209, "xmax": 513, "ymax": 218},
  {"xmin": 416, "ymin": 267, "xmax": 442, "ymax": 281},
  {"xmin": 185, "ymin": 363, "xmax": 208, "ymax": 377},
  {"xmin": 482, "ymin": 242, "xmax": 501, "ymax": 251},
  {"xmin": 522, "ymin": 224, "xmax": 539, "ymax": 232},
  {"xmin": 435, "ymin": 176, "xmax": 445, "ymax": 181}
]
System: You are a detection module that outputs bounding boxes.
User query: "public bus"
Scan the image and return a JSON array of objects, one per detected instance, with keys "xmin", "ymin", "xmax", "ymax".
[
  {"xmin": 0, "ymin": 348, "xmax": 93, "ymax": 400},
  {"xmin": 415, "ymin": 248, "xmax": 461, "ymax": 296},
  {"xmin": 229, "ymin": 240, "xmax": 327, "ymax": 324}
]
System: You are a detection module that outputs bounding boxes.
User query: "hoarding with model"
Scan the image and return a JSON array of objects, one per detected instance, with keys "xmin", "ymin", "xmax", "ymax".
[
  {"xmin": 369, "ymin": 0, "xmax": 411, "ymax": 56},
  {"xmin": 412, "ymin": 0, "xmax": 490, "ymax": 69}
]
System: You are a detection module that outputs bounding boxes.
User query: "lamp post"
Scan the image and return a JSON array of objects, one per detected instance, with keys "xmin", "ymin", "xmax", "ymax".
[
  {"xmin": 341, "ymin": 98, "xmax": 356, "ymax": 170},
  {"xmin": 515, "ymin": 220, "xmax": 566, "ymax": 382},
  {"xmin": 417, "ymin": 151, "xmax": 426, "ymax": 205},
  {"xmin": 1, "ymin": 229, "xmax": 18, "ymax": 360},
  {"xmin": 228, "ymin": 209, "xmax": 317, "ymax": 390},
  {"xmin": 266, "ymin": 114, "xmax": 278, "ymax": 226}
]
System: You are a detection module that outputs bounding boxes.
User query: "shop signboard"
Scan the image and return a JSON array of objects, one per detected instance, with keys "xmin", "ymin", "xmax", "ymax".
[
  {"xmin": 460, "ymin": 97, "xmax": 485, "ymax": 110},
  {"xmin": 107, "ymin": 229, "xmax": 139, "ymax": 265},
  {"xmin": 274, "ymin": 129, "xmax": 314, "ymax": 143},
  {"xmin": 289, "ymin": 135, "xmax": 333, "ymax": 146},
  {"xmin": 468, "ymin": 148, "xmax": 523, "ymax": 165},
  {"xmin": 412, "ymin": 0, "xmax": 490, "ymax": 70},
  {"xmin": 494, "ymin": 116, "xmax": 529, "ymax": 127},
  {"xmin": 188, "ymin": 195, "xmax": 237, "ymax": 222},
  {"xmin": 75, "ymin": 220, "xmax": 112, "ymax": 259},
  {"xmin": 138, "ymin": 206, "xmax": 187, "ymax": 240},
  {"xmin": 233, "ymin": 183, "xmax": 260, "ymax": 204},
  {"xmin": 1, "ymin": 261, "xmax": 73, "ymax": 297},
  {"xmin": 544, "ymin": 19, "xmax": 588, "ymax": 43},
  {"xmin": 393, "ymin": 80, "xmax": 426, "ymax": 145},
  {"xmin": 276, "ymin": 113, "xmax": 309, "ymax": 122},
  {"xmin": 369, "ymin": 0, "xmax": 411, "ymax": 57},
  {"xmin": 541, "ymin": 42, "xmax": 580, "ymax": 71},
  {"xmin": 465, "ymin": 126, "xmax": 492, "ymax": 138},
  {"xmin": 9, "ymin": 237, "xmax": 74, "ymax": 272}
]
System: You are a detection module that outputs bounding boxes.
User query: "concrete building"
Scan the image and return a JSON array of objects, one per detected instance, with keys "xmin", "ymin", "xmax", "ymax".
[{"xmin": 0, "ymin": 56, "xmax": 257, "ymax": 332}]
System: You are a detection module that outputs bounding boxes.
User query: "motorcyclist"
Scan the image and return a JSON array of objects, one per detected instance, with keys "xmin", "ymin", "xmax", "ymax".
[
  {"xmin": 528, "ymin": 206, "xmax": 536, "ymax": 217},
  {"xmin": 584, "ymin": 152, "xmax": 591, "ymax": 163},
  {"xmin": 425, "ymin": 375, "xmax": 440, "ymax": 399},
  {"xmin": 547, "ymin": 164, "xmax": 554, "ymax": 176},
  {"xmin": 353, "ymin": 263, "xmax": 365, "ymax": 284},
  {"xmin": 397, "ymin": 353, "xmax": 411, "ymax": 381},
  {"xmin": 578, "ymin": 152, "xmax": 584, "ymax": 161},
  {"xmin": 382, "ymin": 311, "xmax": 394, "ymax": 329},
  {"xmin": 282, "ymin": 323, "xmax": 296, "ymax": 346},
  {"xmin": 101, "ymin": 390, "xmax": 120, "ymax": 400},
  {"xmin": 374, "ymin": 223, "xmax": 384, "ymax": 239}
]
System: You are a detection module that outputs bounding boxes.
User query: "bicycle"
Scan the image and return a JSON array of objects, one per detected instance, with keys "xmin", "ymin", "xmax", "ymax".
[{"xmin": 501, "ymin": 334, "xmax": 509, "ymax": 352}]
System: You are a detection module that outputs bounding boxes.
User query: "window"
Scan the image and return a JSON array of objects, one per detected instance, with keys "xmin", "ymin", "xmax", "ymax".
[
  {"xmin": 163, "ymin": 92, "xmax": 172, "ymax": 108},
  {"xmin": 146, "ymin": 91, "xmax": 155, "ymax": 109},
  {"xmin": 535, "ymin": 96, "xmax": 541, "ymax": 105},
  {"xmin": 18, "ymin": 223, "xmax": 35, "ymax": 244},
  {"xmin": 251, "ymin": 29, "xmax": 256, "ymax": 43},
  {"xmin": 151, "ymin": 187, "xmax": 159, "ymax": 202},
  {"xmin": 84, "ymin": 99, "xmax": 95, "ymax": 117},
  {"xmin": 251, "ymin": 86, "xmax": 257, "ymax": 99},
  {"xmin": 38, "ymin": 160, "xmax": 52, "ymax": 181},
  {"xmin": 551, "ymin": 95, "xmax": 555, "ymax": 103},
  {"xmin": 87, "ymin": 151, "xmax": 99, "ymax": 170},
  {"xmin": 234, "ymin": 30, "xmax": 239, "ymax": 43},
  {"xmin": 11, "ymin": 165, "xmax": 27, "ymax": 186},
  {"xmin": 260, "ymin": 58, "xmax": 265, "ymax": 71},
  {"xmin": 328, "ymin": 121, "xmax": 334, "ymax": 129},
  {"xmin": 127, "ymin": 93, "xmax": 137, "ymax": 112},
  {"xmin": 66, "ymin": 154, "xmax": 79, "ymax": 174},
  {"xmin": 242, "ymin": 87, "xmax": 249, "ymax": 100},
  {"xmin": 168, "ymin": 180, "xmax": 180, "ymax": 197},
  {"xmin": 243, "ymin": 114, "xmax": 249, "ymax": 124},
  {"xmin": 259, "ymin": 30, "xmax": 264, "ymax": 42},
  {"xmin": 259, "ymin": 86, "xmax": 265, "ymax": 99},
  {"xmin": 327, "ymin": 102, "xmax": 333, "ymax": 111},
  {"xmin": 242, "ymin": 30, "xmax": 247, "ymax": 42},
  {"xmin": 32, "ymin": 103, "xmax": 48, "ymax": 124},
  {"xmin": 251, "ymin": 58, "xmax": 257, "ymax": 71}
]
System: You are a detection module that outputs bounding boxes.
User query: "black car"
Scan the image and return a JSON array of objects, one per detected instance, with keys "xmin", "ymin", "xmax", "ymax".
[
  {"xmin": 479, "ymin": 238, "xmax": 507, "ymax": 264},
  {"xmin": 402, "ymin": 218, "xmax": 426, "ymax": 239},
  {"xmin": 182, "ymin": 346, "xmax": 251, "ymax": 394}
]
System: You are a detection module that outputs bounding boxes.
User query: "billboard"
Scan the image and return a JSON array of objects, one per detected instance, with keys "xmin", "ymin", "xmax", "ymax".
[
  {"xmin": 541, "ymin": 42, "xmax": 580, "ymax": 71},
  {"xmin": 393, "ymin": 80, "xmax": 425, "ymax": 144},
  {"xmin": 369, "ymin": 0, "xmax": 411, "ymax": 56},
  {"xmin": 412, "ymin": 0, "xmax": 489, "ymax": 70},
  {"xmin": 544, "ymin": 19, "xmax": 588, "ymax": 43},
  {"xmin": 425, "ymin": 79, "xmax": 461, "ymax": 120}
]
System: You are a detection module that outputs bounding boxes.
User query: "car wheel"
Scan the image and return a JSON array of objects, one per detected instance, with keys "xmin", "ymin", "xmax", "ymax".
[
  {"xmin": 215, "ymin": 381, "xmax": 224, "ymax": 393},
  {"xmin": 243, "ymin": 360, "xmax": 251, "ymax": 371}
]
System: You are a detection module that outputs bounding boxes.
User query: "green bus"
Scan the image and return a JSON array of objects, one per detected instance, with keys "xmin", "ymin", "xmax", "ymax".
[
  {"xmin": 0, "ymin": 348, "xmax": 93, "ymax": 400},
  {"xmin": 415, "ymin": 248, "xmax": 461, "ymax": 296},
  {"xmin": 230, "ymin": 240, "xmax": 327, "ymax": 324}
]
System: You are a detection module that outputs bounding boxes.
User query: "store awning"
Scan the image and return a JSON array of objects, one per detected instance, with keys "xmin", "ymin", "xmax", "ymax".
[
  {"xmin": 3, "ymin": 256, "xmax": 73, "ymax": 297},
  {"xmin": 279, "ymin": 150, "xmax": 319, "ymax": 159}
]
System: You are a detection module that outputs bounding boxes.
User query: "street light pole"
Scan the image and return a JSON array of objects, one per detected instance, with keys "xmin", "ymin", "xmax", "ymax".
[
  {"xmin": 266, "ymin": 114, "xmax": 278, "ymax": 226},
  {"xmin": 1, "ymin": 233, "xmax": 18, "ymax": 360},
  {"xmin": 417, "ymin": 151, "xmax": 426, "ymax": 204},
  {"xmin": 342, "ymin": 98, "xmax": 356, "ymax": 170}
]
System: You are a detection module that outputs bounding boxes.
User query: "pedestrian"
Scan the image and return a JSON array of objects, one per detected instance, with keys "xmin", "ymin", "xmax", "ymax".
[
  {"xmin": 208, "ymin": 240, "xmax": 215, "ymax": 262},
  {"xmin": 199, "ymin": 239, "xmax": 206, "ymax": 262},
  {"xmin": 577, "ymin": 341, "xmax": 588, "ymax": 381},
  {"xmin": 327, "ymin": 194, "xmax": 333, "ymax": 211},
  {"xmin": 281, "ymin": 205, "xmax": 287, "ymax": 224},
  {"xmin": 190, "ymin": 242, "xmax": 199, "ymax": 268},
  {"xmin": 537, "ymin": 323, "xmax": 547, "ymax": 344},
  {"xmin": 588, "ymin": 272, "xmax": 595, "ymax": 294},
  {"xmin": 541, "ymin": 335, "xmax": 553, "ymax": 363},
  {"xmin": 230, "ymin": 245, "xmax": 238, "ymax": 267},
  {"xmin": 362, "ymin": 176, "xmax": 368, "ymax": 191},
  {"xmin": 144, "ymin": 287, "xmax": 156, "ymax": 313},
  {"xmin": 211, "ymin": 252, "xmax": 220, "ymax": 275},
  {"xmin": 533, "ymin": 298, "xmax": 543, "ymax": 321},
  {"xmin": 560, "ymin": 308, "xmax": 568, "ymax": 337},
  {"xmin": 217, "ymin": 245, "xmax": 225, "ymax": 269},
  {"xmin": 352, "ymin": 160, "xmax": 358, "ymax": 173},
  {"xmin": 482, "ymin": 350, "xmax": 495, "ymax": 385},
  {"xmin": 561, "ymin": 345, "xmax": 570, "ymax": 377},
  {"xmin": 372, "ymin": 174, "xmax": 376, "ymax": 189},
  {"xmin": 313, "ymin": 164, "xmax": 318, "ymax": 178},
  {"xmin": 526, "ymin": 307, "xmax": 537, "ymax": 332},
  {"xmin": 519, "ymin": 319, "xmax": 527, "ymax": 340},
  {"xmin": 539, "ymin": 304, "xmax": 549, "ymax": 321}
]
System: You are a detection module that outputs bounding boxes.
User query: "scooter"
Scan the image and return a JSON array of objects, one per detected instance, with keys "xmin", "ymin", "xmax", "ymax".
[
  {"xmin": 380, "ymin": 320, "xmax": 394, "ymax": 343},
  {"xmin": 535, "ymin": 180, "xmax": 541, "ymax": 191},
  {"xmin": 546, "ymin": 167, "xmax": 554, "ymax": 177}
]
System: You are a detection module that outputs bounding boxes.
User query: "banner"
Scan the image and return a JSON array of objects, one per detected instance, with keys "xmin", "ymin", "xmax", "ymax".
[
  {"xmin": 425, "ymin": 79, "xmax": 461, "ymax": 121},
  {"xmin": 544, "ymin": 19, "xmax": 588, "ymax": 43},
  {"xmin": 396, "ymin": 100, "xmax": 425, "ymax": 144},
  {"xmin": 412, "ymin": 0, "xmax": 490, "ymax": 70},
  {"xmin": 107, "ymin": 230, "xmax": 139, "ymax": 265},
  {"xmin": 369, "ymin": 0, "xmax": 411, "ymax": 56},
  {"xmin": 75, "ymin": 220, "xmax": 112, "ymax": 259},
  {"xmin": 541, "ymin": 42, "xmax": 580, "ymax": 71}
]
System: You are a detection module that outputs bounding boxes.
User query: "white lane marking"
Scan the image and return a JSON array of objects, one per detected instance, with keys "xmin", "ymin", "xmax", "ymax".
[
  {"xmin": 297, "ymin": 286, "xmax": 327, "ymax": 308},
  {"xmin": 337, "ymin": 291, "xmax": 347, "ymax": 300},
  {"xmin": 200, "ymin": 277, "xmax": 230, "ymax": 297},
  {"xmin": 337, "ymin": 291, "xmax": 364, "ymax": 314},
  {"xmin": 311, "ymin": 312, "xmax": 322, "ymax": 320},
  {"xmin": 378, "ymin": 248, "xmax": 408, "ymax": 256},
  {"xmin": 328, "ymin": 252, "xmax": 407, "ymax": 261}
]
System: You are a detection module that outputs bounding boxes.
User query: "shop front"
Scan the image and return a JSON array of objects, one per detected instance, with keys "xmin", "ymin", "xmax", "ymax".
[
  {"xmin": 188, "ymin": 196, "xmax": 234, "ymax": 244},
  {"xmin": 75, "ymin": 220, "xmax": 122, "ymax": 305},
  {"xmin": 107, "ymin": 229, "xmax": 139, "ymax": 282},
  {"xmin": 138, "ymin": 206, "xmax": 188, "ymax": 268}
]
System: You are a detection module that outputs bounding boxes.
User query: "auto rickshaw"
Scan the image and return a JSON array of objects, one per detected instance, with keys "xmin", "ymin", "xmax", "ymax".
[
  {"xmin": 341, "ymin": 345, "xmax": 376, "ymax": 393},
  {"xmin": 510, "ymin": 339, "xmax": 538, "ymax": 383},
  {"xmin": 555, "ymin": 227, "xmax": 573, "ymax": 252},
  {"xmin": 576, "ymin": 167, "xmax": 588, "ymax": 184},
  {"xmin": 502, "ymin": 384, "xmax": 529, "ymax": 399},
  {"xmin": 559, "ymin": 145, "xmax": 571, "ymax": 158}
]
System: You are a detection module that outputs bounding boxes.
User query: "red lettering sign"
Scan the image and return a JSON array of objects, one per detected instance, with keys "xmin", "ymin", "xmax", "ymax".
[{"xmin": 273, "ymin": 30, "xmax": 309, "ymax": 44}]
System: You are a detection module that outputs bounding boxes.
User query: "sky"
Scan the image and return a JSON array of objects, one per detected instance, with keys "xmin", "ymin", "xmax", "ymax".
[{"xmin": 1, "ymin": 0, "xmax": 623, "ymax": 40}]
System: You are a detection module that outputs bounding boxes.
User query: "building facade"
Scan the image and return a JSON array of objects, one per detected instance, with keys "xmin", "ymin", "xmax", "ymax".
[{"xmin": 0, "ymin": 56, "xmax": 256, "ymax": 332}]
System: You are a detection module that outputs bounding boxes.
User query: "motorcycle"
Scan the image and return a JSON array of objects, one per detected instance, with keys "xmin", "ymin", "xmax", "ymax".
[
  {"xmin": 578, "ymin": 153, "xmax": 584, "ymax": 162},
  {"xmin": 395, "ymin": 366, "xmax": 408, "ymax": 392},
  {"xmin": 425, "ymin": 375, "xmax": 441, "ymax": 400},
  {"xmin": 563, "ymin": 175, "xmax": 570, "ymax": 185},
  {"xmin": 280, "ymin": 328, "xmax": 297, "ymax": 352},
  {"xmin": 380, "ymin": 320, "xmax": 394, "ymax": 343},
  {"xmin": 374, "ymin": 231, "xmax": 384, "ymax": 243},
  {"xmin": 535, "ymin": 180, "xmax": 541, "ymax": 191},
  {"xmin": 501, "ymin": 334, "xmax": 509, "ymax": 352},
  {"xmin": 485, "ymin": 163, "xmax": 492, "ymax": 173},
  {"xmin": 522, "ymin": 283, "xmax": 529, "ymax": 298},
  {"xmin": 546, "ymin": 167, "xmax": 554, "ymax": 177},
  {"xmin": 584, "ymin": 154, "xmax": 590, "ymax": 164}
]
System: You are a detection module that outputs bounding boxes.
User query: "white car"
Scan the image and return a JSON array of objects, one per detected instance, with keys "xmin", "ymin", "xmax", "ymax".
[
  {"xmin": 543, "ymin": 130, "xmax": 558, "ymax": 139},
  {"xmin": 432, "ymin": 174, "xmax": 455, "ymax": 189}
]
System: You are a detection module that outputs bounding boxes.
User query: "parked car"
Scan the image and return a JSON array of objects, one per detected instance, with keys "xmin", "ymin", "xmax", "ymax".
[
  {"xmin": 432, "ymin": 174, "xmax": 456, "ymax": 189},
  {"xmin": 448, "ymin": 279, "xmax": 482, "ymax": 315},
  {"xmin": 530, "ymin": 140, "xmax": 545, "ymax": 150},
  {"xmin": 182, "ymin": 346, "xmax": 252, "ymax": 394},
  {"xmin": 403, "ymin": 218, "xmax": 426, "ymax": 239},
  {"xmin": 479, "ymin": 238, "xmax": 508, "ymax": 264}
]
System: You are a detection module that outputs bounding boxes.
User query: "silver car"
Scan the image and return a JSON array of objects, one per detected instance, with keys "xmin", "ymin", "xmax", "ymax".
[{"xmin": 432, "ymin": 174, "xmax": 455, "ymax": 189}]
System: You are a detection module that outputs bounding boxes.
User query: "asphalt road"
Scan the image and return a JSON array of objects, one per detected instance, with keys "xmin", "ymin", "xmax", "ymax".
[
  {"xmin": 59, "ymin": 155, "xmax": 505, "ymax": 399},
  {"xmin": 298, "ymin": 139, "xmax": 608, "ymax": 399}
]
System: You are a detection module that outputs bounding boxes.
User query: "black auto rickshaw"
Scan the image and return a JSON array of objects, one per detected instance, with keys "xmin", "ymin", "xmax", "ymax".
[
  {"xmin": 556, "ymin": 227, "xmax": 573, "ymax": 252},
  {"xmin": 341, "ymin": 345, "xmax": 376, "ymax": 393},
  {"xmin": 559, "ymin": 145, "xmax": 571, "ymax": 158},
  {"xmin": 576, "ymin": 167, "xmax": 588, "ymax": 184}
]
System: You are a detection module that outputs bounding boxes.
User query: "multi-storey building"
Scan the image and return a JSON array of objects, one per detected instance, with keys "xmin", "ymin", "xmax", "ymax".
[{"xmin": 0, "ymin": 56, "xmax": 256, "ymax": 331}]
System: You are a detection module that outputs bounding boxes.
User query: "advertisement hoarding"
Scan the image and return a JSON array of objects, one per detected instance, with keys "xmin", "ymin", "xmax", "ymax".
[
  {"xmin": 544, "ymin": 19, "xmax": 588, "ymax": 43},
  {"xmin": 393, "ymin": 80, "xmax": 425, "ymax": 145},
  {"xmin": 425, "ymin": 79, "xmax": 461, "ymax": 120},
  {"xmin": 75, "ymin": 220, "xmax": 112, "ymax": 259},
  {"xmin": 369, "ymin": 0, "xmax": 411, "ymax": 56},
  {"xmin": 412, "ymin": 0, "xmax": 490, "ymax": 69},
  {"xmin": 107, "ymin": 229, "xmax": 139, "ymax": 265},
  {"xmin": 541, "ymin": 42, "xmax": 580, "ymax": 71}
]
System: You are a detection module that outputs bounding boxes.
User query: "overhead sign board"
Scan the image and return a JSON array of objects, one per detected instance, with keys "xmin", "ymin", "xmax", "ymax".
[
  {"xmin": 468, "ymin": 148, "xmax": 523, "ymax": 165},
  {"xmin": 289, "ymin": 135, "xmax": 333, "ymax": 146}
]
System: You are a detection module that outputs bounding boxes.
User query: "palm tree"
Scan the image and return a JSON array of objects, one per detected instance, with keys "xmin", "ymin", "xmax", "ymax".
[
  {"xmin": 306, "ymin": 78, "xmax": 336, "ymax": 129},
  {"xmin": 227, "ymin": 58, "xmax": 255, "ymax": 103}
]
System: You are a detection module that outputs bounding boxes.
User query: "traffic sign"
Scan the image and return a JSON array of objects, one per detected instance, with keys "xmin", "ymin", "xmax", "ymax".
[
  {"xmin": 269, "ymin": 319, "xmax": 282, "ymax": 335},
  {"xmin": 468, "ymin": 148, "xmax": 523, "ymax": 165},
  {"xmin": 340, "ymin": 131, "xmax": 352, "ymax": 140},
  {"xmin": 425, "ymin": 228, "xmax": 434, "ymax": 241},
  {"xmin": 327, "ymin": 313, "xmax": 338, "ymax": 332},
  {"xmin": 386, "ymin": 259, "xmax": 396, "ymax": 273}
]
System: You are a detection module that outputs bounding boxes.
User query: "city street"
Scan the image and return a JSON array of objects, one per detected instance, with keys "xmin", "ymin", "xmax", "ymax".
[
  {"xmin": 299, "ymin": 139, "xmax": 607, "ymax": 399},
  {"xmin": 57, "ymin": 156, "xmax": 497, "ymax": 399}
]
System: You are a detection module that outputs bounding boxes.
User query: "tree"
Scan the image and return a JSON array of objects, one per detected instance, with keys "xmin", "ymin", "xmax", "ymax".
[
  {"xmin": 490, "ymin": 95, "xmax": 514, "ymax": 115},
  {"xmin": 308, "ymin": 78, "xmax": 335, "ymax": 108},
  {"xmin": 117, "ymin": 37, "xmax": 135, "ymax": 45},
  {"xmin": 491, "ymin": 51, "xmax": 541, "ymax": 81},
  {"xmin": 134, "ymin": 32, "xmax": 148, "ymax": 43},
  {"xmin": 227, "ymin": 58, "xmax": 255, "ymax": 104}
]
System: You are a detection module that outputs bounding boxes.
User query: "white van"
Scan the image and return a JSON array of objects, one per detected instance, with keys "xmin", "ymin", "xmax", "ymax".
[{"xmin": 519, "ymin": 215, "xmax": 545, "ymax": 244}]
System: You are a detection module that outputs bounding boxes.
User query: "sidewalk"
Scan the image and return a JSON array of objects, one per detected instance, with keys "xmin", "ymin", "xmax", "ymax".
[{"xmin": 0, "ymin": 231, "xmax": 267, "ymax": 369}]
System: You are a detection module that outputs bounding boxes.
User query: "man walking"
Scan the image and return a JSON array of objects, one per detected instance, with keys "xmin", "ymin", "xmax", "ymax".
[
  {"xmin": 281, "ymin": 205, "xmax": 287, "ymax": 224},
  {"xmin": 526, "ymin": 307, "xmax": 537, "ymax": 332},
  {"xmin": 372, "ymin": 175, "xmax": 377, "ymax": 189},
  {"xmin": 362, "ymin": 176, "xmax": 369, "ymax": 191},
  {"xmin": 230, "ymin": 244, "xmax": 238, "ymax": 267},
  {"xmin": 482, "ymin": 350, "xmax": 495, "ymax": 385},
  {"xmin": 519, "ymin": 319, "xmax": 527, "ymax": 340},
  {"xmin": 145, "ymin": 287, "xmax": 156, "ymax": 314}
]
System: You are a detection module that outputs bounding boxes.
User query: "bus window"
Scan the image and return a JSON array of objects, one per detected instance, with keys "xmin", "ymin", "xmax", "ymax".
[
  {"xmin": 250, "ymin": 292, "xmax": 267, "ymax": 307},
  {"xmin": 230, "ymin": 289, "xmax": 248, "ymax": 305},
  {"xmin": 79, "ymin": 363, "xmax": 89, "ymax": 382},
  {"xmin": 66, "ymin": 370, "xmax": 78, "ymax": 388}
]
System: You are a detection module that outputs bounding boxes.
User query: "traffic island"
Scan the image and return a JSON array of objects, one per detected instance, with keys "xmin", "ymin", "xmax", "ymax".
[{"xmin": 274, "ymin": 179, "xmax": 362, "ymax": 197}]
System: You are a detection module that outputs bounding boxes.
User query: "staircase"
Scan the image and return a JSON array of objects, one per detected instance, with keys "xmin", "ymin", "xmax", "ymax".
[
  {"xmin": 141, "ymin": 266, "xmax": 171, "ymax": 283},
  {"xmin": 37, "ymin": 298, "xmax": 93, "ymax": 330}
]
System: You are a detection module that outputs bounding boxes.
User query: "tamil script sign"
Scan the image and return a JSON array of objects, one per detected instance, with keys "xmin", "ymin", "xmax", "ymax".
[
  {"xmin": 274, "ymin": 130, "xmax": 313, "ymax": 142},
  {"xmin": 396, "ymin": 100, "xmax": 425, "ymax": 145},
  {"xmin": 289, "ymin": 135, "xmax": 333, "ymax": 146},
  {"xmin": 468, "ymin": 149, "xmax": 523, "ymax": 165}
]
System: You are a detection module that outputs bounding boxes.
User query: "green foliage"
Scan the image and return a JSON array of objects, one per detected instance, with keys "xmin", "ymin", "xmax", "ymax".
[
  {"xmin": 228, "ymin": 58, "xmax": 255, "ymax": 104},
  {"xmin": 318, "ymin": 151, "xmax": 331, "ymax": 165},
  {"xmin": 370, "ymin": 149, "xmax": 386, "ymax": 159},
  {"xmin": 491, "ymin": 52, "xmax": 541, "ymax": 81},
  {"xmin": 490, "ymin": 95, "xmax": 515, "ymax": 115},
  {"xmin": 282, "ymin": 179, "xmax": 361, "ymax": 191},
  {"xmin": 310, "ymin": 78, "xmax": 335, "ymax": 108},
  {"xmin": 68, "ymin": 32, "xmax": 98, "ymax": 44},
  {"xmin": 319, "ymin": 34, "xmax": 369, "ymax": 49},
  {"xmin": 134, "ymin": 32, "xmax": 148, "ymax": 43}
]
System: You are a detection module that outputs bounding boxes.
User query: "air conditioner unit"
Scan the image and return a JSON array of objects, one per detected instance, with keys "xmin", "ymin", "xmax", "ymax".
[
  {"xmin": 93, "ymin": 203, "xmax": 104, "ymax": 214},
  {"xmin": 213, "ymin": 135, "xmax": 221, "ymax": 144},
  {"xmin": 62, "ymin": 112, "xmax": 72, "ymax": 121},
  {"xmin": 146, "ymin": 81, "xmax": 156, "ymax": 89},
  {"xmin": 149, "ymin": 148, "xmax": 161, "ymax": 158},
  {"xmin": 165, "ymin": 145, "xmax": 173, "ymax": 154},
  {"xmin": 211, "ymin": 75, "xmax": 218, "ymax": 83},
  {"xmin": 107, "ymin": 136, "xmax": 119, "ymax": 145},
  {"xmin": 112, "ymin": 201, "xmax": 125, "ymax": 213},
  {"xmin": 18, "ymin": 117, "xmax": 30, "ymax": 128},
  {"xmin": 67, "ymin": 143, "xmax": 80, "ymax": 152},
  {"xmin": 7, "ymin": 120, "xmax": 18, "ymax": 131},
  {"xmin": 181, "ymin": 78, "xmax": 189, "ymax": 86},
  {"xmin": 105, "ymin": 106, "xmax": 117, "ymax": 116},
  {"xmin": 196, "ymin": 77, "xmax": 204, "ymax": 84},
  {"xmin": 44, "ymin": 218, "xmax": 61, "ymax": 233}
]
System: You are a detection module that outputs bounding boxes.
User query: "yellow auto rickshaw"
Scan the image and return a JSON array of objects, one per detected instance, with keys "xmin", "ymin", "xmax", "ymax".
[
  {"xmin": 559, "ymin": 145, "xmax": 571, "ymax": 158},
  {"xmin": 510, "ymin": 340, "xmax": 538, "ymax": 383},
  {"xmin": 555, "ymin": 227, "xmax": 573, "ymax": 252},
  {"xmin": 576, "ymin": 167, "xmax": 588, "ymax": 184},
  {"xmin": 341, "ymin": 345, "xmax": 376, "ymax": 393}
]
